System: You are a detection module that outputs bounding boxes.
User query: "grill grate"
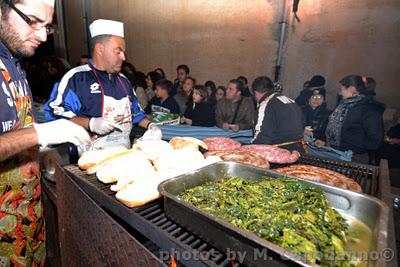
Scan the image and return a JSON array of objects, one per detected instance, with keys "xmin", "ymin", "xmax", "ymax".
[
  {"xmin": 63, "ymin": 165, "xmax": 240, "ymax": 267},
  {"xmin": 270, "ymin": 154, "xmax": 379, "ymax": 196},
  {"xmin": 63, "ymin": 156, "xmax": 380, "ymax": 267}
]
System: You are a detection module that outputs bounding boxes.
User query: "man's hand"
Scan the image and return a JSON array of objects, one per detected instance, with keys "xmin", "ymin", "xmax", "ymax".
[
  {"xmin": 33, "ymin": 119, "xmax": 90, "ymax": 147},
  {"xmin": 314, "ymin": 139, "xmax": 326, "ymax": 147},
  {"xmin": 229, "ymin": 124, "xmax": 240, "ymax": 132},
  {"xmin": 222, "ymin": 123, "xmax": 230, "ymax": 131},
  {"xmin": 388, "ymin": 137, "xmax": 400, "ymax": 145},
  {"xmin": 89, "ymin": 117, "xmax": 115, "ymax": 135},
  {"xmin": 180, "ymin": 117, "xmax": 192, "ymax": 125}
]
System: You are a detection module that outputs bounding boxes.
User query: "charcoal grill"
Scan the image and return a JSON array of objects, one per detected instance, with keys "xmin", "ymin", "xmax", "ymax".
[
  {"xmin": 60, "ymin": 155, "xmax": 396, "ymax": 267},
  {"xmin": 62, "ymin": 165, "xmax": 241, "ymax": 267}
]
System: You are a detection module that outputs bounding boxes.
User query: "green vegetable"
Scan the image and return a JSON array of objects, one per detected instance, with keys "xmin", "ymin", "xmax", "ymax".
[{"xmin": 179, "ymin": 176, "xmax": 351, "ymax": 266}]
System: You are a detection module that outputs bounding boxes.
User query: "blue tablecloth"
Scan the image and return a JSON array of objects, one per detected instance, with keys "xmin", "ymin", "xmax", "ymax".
[
  {"xmin": 304, "ymin": 135, "xmax": 352, "ymax": 161},
  {"xmin": 33, "ymin": 102, "xmax": 47, "ymax": 123},
  {"xmin": 159, "ymin": 125, "xmax": 254, "ymax": 143}
]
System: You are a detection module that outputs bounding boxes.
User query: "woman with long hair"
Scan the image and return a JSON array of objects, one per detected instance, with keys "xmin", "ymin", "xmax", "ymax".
[
  {"xmin": 145, "ymin": 71, "xmax": 162, "ymax": 101},
  {"xmin": 181, "ymin": 85, "xmax": 215, "ymax": 127},
  {"xmin": 318, "ymin": 75, "xmax": 385, "ymax": 163},
  {"xmin": 174, "ymin": 76, "xmax": 196, "ymax": 115}
]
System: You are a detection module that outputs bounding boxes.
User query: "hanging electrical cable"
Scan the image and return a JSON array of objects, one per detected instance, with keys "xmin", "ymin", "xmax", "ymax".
[{"xmin": 293, "ymin": 0, "xmax": 301, "ymax": 22}]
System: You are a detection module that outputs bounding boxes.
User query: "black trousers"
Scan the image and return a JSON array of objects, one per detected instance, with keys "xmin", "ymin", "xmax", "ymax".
[{"xmin": 378, "ymin": 143, "xmax": 400, "ymax": 168}]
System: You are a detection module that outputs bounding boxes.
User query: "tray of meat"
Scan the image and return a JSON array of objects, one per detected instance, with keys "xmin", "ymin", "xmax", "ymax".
[{"xmin": 240, "ymin": 144, "xmax": 300, "ymax": 164}]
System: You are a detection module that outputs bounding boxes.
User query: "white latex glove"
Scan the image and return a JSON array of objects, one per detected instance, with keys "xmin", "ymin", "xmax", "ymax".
[
  {"xmin": 148, "ymin": 123, "xmax": 162, "ymax": 139},
  {"xmin": 33, "ymin": 119, "xmax": 90, "ymax": 147},
  {"xmin": 148, "ymin": 122, "xmax": 160, "ymax": 132},
  {"xmin": 89, "ymin": 117, "xmax": 115, "ymax": 135},
  {"xmin": 137, "ymin": 122, "xmax": 162, "ymax": 142}
]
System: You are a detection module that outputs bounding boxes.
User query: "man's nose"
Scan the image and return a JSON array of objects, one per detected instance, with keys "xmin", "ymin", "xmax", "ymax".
[{"xmin": 35, "ymin": 27, "xmax": 48, "ymax": 42}]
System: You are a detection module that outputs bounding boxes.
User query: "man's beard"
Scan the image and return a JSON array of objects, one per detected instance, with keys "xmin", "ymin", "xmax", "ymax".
[{"xmin": 0, "ymin": 19, "xmax": 35, "ymax": 58}]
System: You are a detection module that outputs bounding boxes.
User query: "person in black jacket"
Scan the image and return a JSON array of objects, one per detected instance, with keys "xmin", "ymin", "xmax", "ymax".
[
  {"xmin": 252, "ymin": 76, "xmax": 303, "ymax": 147},
  {"xmin": 145, "ymin": 79, "xmax": 180, "ymax": 115},
  {"xmin": 295, "ymin": 75, "xmax": 326, "ymax": 107},
  {"xmin": 378, "ymin": 116, "xmax": 400, "ymax": 169},
  {"xmin": 318, "ymin": 75, "xmax": 385, "ymax": 164},
  {"xmin": 171, "ymin": 64, "xmax": 190, "ymax": 96},
  {"xmin": 302, "ymin": 88, "xmax": 331, "ymax": 141},
  {"xmin": 237, "ymin": 76, "xmax": 252, "ymax": 97},
  {"xmin": 181, "ymin": 85, "xmax": 215, "ymax": 127}
]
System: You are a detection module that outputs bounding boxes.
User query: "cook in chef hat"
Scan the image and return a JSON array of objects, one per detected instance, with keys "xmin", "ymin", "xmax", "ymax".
[{"xmin": 89, "ymin": 19, "xmax": 124, "ymax": 39}]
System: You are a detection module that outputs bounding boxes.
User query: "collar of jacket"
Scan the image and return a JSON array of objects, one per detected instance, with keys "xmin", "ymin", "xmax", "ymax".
[
  {"xmin": 0, "ymin": 42, "xmax": 14, "ymax": 60},
  {"xmin": 258, "ymin": 92, "xmax": 277, "ymax": 105},
  {"xmin": 88, "ymin": 58, "xmax": 119, "ymax": 80},
  {"xmin": 0, "ymin": 42, "xmax": 23, "ymax": 74}
]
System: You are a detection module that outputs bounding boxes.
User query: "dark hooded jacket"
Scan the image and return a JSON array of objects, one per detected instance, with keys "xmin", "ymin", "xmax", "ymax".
[
  {"xmin": 184, "ymin": 102, "xmax": 215, "ymax": 127},
  {"xmin": 295, "ymin": 86, "xmax": 325, "ymax": 108},
  {"xmin": 334, "ymin": 96, "xmax": 385, "ymax": 154},
  {"xmin": 253, "ymin": 93, "xmax": 303, "ymax": 145},
  {"xmin": 302, "ymin": 103, "xmax": 331, "ymax": 141}
]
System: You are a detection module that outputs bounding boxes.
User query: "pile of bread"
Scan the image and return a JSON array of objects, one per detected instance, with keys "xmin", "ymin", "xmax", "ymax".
[{"xmin": 78, "ymin": 137, "xmax": 221, "ymax": 207}]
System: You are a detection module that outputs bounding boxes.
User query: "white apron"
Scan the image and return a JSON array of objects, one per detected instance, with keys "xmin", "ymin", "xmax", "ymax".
[{"xmin": 79, "ymin": 72, "xmax": 132, "ymax": 153}]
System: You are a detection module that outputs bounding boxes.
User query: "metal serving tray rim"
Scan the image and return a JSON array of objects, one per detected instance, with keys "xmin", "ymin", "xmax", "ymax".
[{"xmin": 158, "ymin": 161, "xmax": 389, "ymax": 266}]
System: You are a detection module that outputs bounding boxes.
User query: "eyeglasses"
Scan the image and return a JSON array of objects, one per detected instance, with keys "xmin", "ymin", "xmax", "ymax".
[
  {"xmin": 311, "ymin": 95, "xmax": 323, "ymax": 99},
  {"xmin": 5, "ymin": 0, "xmax": 55, "ymax": 35}
]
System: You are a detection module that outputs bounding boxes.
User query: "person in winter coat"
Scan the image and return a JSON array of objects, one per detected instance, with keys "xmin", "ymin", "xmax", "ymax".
[
  {"xmin": 252, "ymin": 76, "xmax": 304, "ymax": 147},
  {"xmin": 144, "ymin": 71, "xmax": 162, "ymax": 103},
  {"xmin": 171, "ymin": 64, "xmax": 190, "ymax": 96},
  {"xmin": 145, "ymin": 79, "xmax": 180, "ymax": 115},
  {"xmin": 378, "ymin": 114, "xmax": 400, "ymax": 169},
  {"xmin": 181, "ymin": 85, "xmax": 215, "ymax": 127},
  {"xmin": 295, "ymin": 75, "xmax": 326, "ymax": 108},
  {"xmin": 215, "ymin": 79, "xmax": 255, "ymax": 131},
  {"xmin": 174, "ymin": 76, "xmax": 195, "ymax": 116},
  {"xmin": 302, "ymin": 88, "xmax": 331, "ymax": 141},
  {"xmin": 317, "ymin": 75, "xmax": 385, "ymax": 164}
]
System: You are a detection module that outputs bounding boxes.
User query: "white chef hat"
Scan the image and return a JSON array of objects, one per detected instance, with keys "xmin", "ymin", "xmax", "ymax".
[
  {"xmin": 89, "ymin": 19, "xmax": 124, "ymax": 38},
  {"xmin": 39, "ymin": 0, "xmax": 55, "ymax": 7}
]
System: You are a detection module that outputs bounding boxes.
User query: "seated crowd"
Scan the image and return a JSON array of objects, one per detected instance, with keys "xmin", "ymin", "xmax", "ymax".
[
  {"xmin": 39, "ymin": 57, "xmax": 396, "ymax": 167},
  {"xmin": 120, "ymin": 63, "xmax": 393, "ymax": 165}
]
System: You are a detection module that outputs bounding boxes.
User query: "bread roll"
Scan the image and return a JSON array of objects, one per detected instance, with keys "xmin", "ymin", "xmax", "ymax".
[
  {"xmin": 169, "ymin": 137, "xmax": 208, "ymax": 150},
  {"xmin": 78, "ymin": 146, "xmax": 127, "ymax": 170},
  {"xmin": 86, "ymin": 149, "xmax": 139, "ymax": 175},
  {"xmin": 134, "ymin": 140, "xmax": 173, "ymax": 161},
  {"xmin": 95, "ymin": 150, "xmax": 156, "ymax": 190},
  {"xmin": 115, "ymin": 179, "xmax": 161, "ymax": 207}
]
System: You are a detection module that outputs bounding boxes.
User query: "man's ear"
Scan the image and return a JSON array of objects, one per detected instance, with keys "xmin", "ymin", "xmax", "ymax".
[{"xmin": 94, "ymin": 42, "xmax": 105, "ymax": 56}]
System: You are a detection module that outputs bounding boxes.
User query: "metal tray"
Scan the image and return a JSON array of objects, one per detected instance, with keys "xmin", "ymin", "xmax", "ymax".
[{"xmin": 158, "ymin": 162, "xmax": 389, "ymax": 267}]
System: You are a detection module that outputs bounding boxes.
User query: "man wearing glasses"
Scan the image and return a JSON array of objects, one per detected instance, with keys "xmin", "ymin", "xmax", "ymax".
[{"xmin": 0, "ymin": 0, "xmax": 90, "ymax": 265}]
